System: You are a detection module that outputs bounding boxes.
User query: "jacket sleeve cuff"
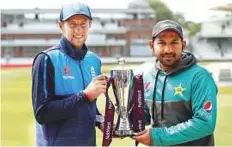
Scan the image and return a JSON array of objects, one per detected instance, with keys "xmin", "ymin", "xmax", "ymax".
[
  {"xmin": 78, "ymin": 91, "xmax": 89, "ymax": 101},
  {"xmin": 151, "ymin": 128, "xmax": 162, "ymax": 146},
  {"xmin": 95, "ymin": 115, "xmax": 104, "ymax": 129}
]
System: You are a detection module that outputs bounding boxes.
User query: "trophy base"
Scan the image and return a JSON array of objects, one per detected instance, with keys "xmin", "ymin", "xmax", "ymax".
[{"xmin": 114, "ymin": 130, "xmax": 134, "ymax": 137}]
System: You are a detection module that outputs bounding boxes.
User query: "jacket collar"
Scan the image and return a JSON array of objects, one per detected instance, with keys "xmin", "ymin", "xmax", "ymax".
[{"xmin": 59, "ymin": 37, "xmax": 88, "ymax": 61}]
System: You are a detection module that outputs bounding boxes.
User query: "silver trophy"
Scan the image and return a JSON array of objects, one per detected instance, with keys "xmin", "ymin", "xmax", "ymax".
[{"xmin": 110, "ymin": 58, "xmax": 134, "ymax": 137}]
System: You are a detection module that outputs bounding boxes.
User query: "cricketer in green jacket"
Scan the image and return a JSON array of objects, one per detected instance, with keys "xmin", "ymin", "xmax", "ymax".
[{"xmin": 133, "ymin": 20, "xmax": 217, "ymax": 146}]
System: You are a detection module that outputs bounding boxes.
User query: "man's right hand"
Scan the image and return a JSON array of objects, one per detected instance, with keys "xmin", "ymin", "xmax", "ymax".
[
  {"xmin": 132, "ymin": 129, "xmax": 152, "ymax": 146},
  {"xmin": 83, "ymin": 74, "xmax": 107, "ymax": 101}
]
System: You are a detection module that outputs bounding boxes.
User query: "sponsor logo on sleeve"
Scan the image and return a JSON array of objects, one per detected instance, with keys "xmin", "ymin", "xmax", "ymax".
[
  {"xmin": 91, "ymin": 66, "xmax": 96, "ymax": 78},
  {"xmin": 204, "ymin": 101, "xmax": 212, "ymax": 113},
  {"xmin": 145, "ymin": 82, "xmax": 151, "ymax": 92}
]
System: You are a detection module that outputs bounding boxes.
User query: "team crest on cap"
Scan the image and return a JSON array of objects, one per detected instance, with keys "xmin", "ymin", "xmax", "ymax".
[
  {"xmin": 204, "ymin": 101, "xmax": 212, "ymax": 113},
  {"xmin": 160, "ymin": 23, "xmax": 176, "ymax": 29}
]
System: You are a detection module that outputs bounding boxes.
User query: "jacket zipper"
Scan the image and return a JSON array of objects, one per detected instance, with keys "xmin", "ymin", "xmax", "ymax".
[
  {"xmin": 161, "ymin": 75, "xmax": 168, "ymax": 125},
  {"xmin": 78, "ymin": 61, "xmax": 85, "ymax": 89}
]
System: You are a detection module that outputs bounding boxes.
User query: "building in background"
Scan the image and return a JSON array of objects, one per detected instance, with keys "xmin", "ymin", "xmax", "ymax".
[
  {"xmin": 1, "ymin": 0, "xmax": 232, "ymax": 62},
  {"xmin": 192, "ymin": 3, "xmax": 232, "ymax": 60},
  {"xmin": 190, "ymin": 3, "xmax": 232, "ymax": 84},
  {"xmin": 1, "ymin": 0, "xmax": 156, "ymax": 58}
]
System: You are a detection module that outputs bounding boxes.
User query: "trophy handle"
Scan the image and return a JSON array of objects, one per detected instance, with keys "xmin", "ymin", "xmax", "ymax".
[
  {"xmin": 111, "ymin": 77, "xmax": 120, "ymax": 106},
  {"xmin": 102, "ymin": 77, "xmax": 115, "ymax": 147},
  {"xmin": 130, "ymin": 74, "xmax": 145, "ymax": 133}
]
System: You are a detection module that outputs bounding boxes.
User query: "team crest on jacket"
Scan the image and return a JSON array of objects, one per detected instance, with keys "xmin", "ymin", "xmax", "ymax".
[
  {"xmin": 174, "ymin": 84, "xmax": 186, "ymax": 97},
  {"xmin": 204, "ymin": 101, "xmax": 212, "ymax": 113},
  {"xmin": 64, "ymin": 65, "xmax": 72, "ymax": 75},
  {"xmin": 63, "ymin": 65, "xmax": 74, "ymax": 79}
]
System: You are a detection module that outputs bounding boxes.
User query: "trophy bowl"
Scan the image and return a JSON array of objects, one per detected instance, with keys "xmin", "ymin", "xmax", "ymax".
[{"xmin": 110, "ymin": 69, "xmax": 134, "ymax": 137}]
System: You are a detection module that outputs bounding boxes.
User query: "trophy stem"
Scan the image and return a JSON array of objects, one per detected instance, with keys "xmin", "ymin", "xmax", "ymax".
[{"xmin": 115, "ymin": 108, "xmax": 134, "ymax": 137}]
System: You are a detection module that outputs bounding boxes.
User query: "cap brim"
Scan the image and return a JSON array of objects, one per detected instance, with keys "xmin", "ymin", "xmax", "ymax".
[
  {"xmin": 62, "ymin": 13, "xmax": 92, "ymax": 21},
  {"xmin": 153, "ymin": 27, "xmax": 183, "ymax": 39}
]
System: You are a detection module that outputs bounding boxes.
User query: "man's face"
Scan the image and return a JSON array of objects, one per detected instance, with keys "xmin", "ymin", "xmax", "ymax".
[
  {"xmin": 59, "ymin": 15, "xmax": 91, "ymax": 49},
  {"xmin": 149, "ymin": 30, "xmax": 186, "ymax": 71}
]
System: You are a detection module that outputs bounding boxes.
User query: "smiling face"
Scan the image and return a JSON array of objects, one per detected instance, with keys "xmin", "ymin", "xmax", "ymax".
[
  {"xmin": 149, "ymin": 30, "xmax": 186, "ymax": 71},
  {"xmin": 58, "ymin": 15, "xmax": 91, "ymax": 49}
]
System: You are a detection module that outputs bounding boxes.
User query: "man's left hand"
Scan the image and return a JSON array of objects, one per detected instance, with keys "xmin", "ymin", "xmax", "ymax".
[
  {"xmin": 99, "ymin": 123, "xmax": 116, "ymax": 134},
  {"xmin": 132, "ymin": 129, "xmax": 152, "ymax": 146},
  {"xmin": 99, "ymin": 123, "xmax": 104, "ymax": 132}
]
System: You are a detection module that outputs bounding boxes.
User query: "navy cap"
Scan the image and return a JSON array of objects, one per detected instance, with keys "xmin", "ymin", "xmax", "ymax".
[
  {"xmin": 152, "ymin": 20, "xmax": 183, "ymax": 39},
  {"xmin": 59, "ymin": 2, "xmax": 92, "ymax": 21}
]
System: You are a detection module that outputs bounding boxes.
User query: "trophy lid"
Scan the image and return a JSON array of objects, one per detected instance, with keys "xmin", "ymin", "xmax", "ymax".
[
  {"xmin": 116, "ymin": 57, "xmax": 127, "ymax": 70},
  {"xmin": 118, "ymin": 57, "xmax": 125, "ymax": 65},
  {"xmin": 110, "ymin": 57, "xmax": 133, "ymax": 77}
]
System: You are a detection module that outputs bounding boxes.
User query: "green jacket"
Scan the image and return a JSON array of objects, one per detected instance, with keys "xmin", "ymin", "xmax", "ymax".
[{"xmin": 142, "ymin": 52, "xmax": 217, "ymax": 146}]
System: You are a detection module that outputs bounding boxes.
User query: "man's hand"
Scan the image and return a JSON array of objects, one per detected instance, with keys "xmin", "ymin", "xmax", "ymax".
[
  {"xmin": 99, "ymin": 123, "xmax": 104, "ymax": 132},
  {"xmin": 133, "ymin": 129, "xmax": 152, "ymax": 146},
  {"xmin": 100, "ymin": 123, "xmax": 116, "ymax": 133},
  {"xmin": 84, "ymin": 74, "xmax": 107, "ymax": 101}
]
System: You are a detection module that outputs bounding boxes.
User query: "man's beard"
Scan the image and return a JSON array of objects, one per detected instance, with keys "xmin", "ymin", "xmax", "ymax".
[{"xmin": 158, "ymin": 54, "xmax": 180, "ymax": 69}]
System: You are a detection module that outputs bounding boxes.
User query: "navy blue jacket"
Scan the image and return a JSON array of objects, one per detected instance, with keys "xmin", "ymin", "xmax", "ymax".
[{"xmin": 32, "ymin": 38, "xmax": 104, "ymax": 146}]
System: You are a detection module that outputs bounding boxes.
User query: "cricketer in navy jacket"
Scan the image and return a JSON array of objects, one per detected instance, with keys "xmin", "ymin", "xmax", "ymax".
[{"xmin": 32, "ymin": 37, "xmax": 104, "ymax": 146}]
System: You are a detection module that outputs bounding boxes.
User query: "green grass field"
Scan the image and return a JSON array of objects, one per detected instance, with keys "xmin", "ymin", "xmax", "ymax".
[{"xmin": 1, "ymin": 65, "xmax": 232, "ymax": 146}]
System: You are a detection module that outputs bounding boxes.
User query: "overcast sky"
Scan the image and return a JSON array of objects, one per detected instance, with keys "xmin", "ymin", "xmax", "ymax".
[{"xmin": 1, "ymin": 0, "xmax": 232, "ymax": 22}]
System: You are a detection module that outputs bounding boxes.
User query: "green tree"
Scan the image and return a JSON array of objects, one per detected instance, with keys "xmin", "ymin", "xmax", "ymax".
[
  {"xmin": 147, "ymin": 0, "xmax": 174, "ymax": 21},
  {"xmin": 174, "ymin": 12, "xmax": 187, "ymax": 28},
  {"xmin": 186, "ymin": 22, "xmax": 201, "ymax": 36},
  {"xmin": 174, "ymin": 12, "xmax": 201, "ymax": 36},
  {"xmin": 147, "ymin": 0, "xmax": 201, "ymax": 36}
]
